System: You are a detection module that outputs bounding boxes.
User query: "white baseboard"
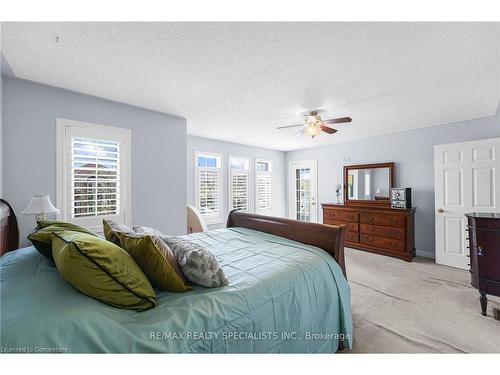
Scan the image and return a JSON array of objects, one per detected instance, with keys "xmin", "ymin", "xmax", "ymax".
[{"xmin": 416, "ymin": 249, "xmax": 435, "ymax": 259}]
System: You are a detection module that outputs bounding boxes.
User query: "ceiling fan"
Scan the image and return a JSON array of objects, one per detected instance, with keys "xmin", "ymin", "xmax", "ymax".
[{"xmin": 277, "ymin": 111, "xmax": 352, "ymax": 138}]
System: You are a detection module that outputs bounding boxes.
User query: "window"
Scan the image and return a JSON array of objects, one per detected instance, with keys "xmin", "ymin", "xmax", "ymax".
[
  {"xmin": 195, "ymin": 152, "xmax": 222, "ymax": 224},
  {"xmin": 56, "ymin": 119, "xmax": 131, "ymax": 231},
  {"xmin": 255, "ymin": 159, "xmax": 272, "ymax": 215},
  {"xmin": 364, "ymin": 171, "xmax": 371, "ymax": 198},
  {"xmin": 229, "ymin": 156, "xmax": 249, "ymax": 212}
]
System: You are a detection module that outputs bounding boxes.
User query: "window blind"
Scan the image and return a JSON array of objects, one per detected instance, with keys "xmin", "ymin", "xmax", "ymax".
[
  {"xmin": 256, "ymin": 174, "xmax": 271, "ymax": 210},
  {"xmin": 71, "ymin": 137, "xmax": 120, "ymax": 218},
  {"xmin": 231, "ymin": 172, "xmax": 248, "ymax": 212},
  {"xmin": 198, "ymin": 169, "xmax": 220, "ymax": 218}
]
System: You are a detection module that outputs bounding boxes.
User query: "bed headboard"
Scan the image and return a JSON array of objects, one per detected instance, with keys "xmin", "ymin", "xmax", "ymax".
[
  {"xmin": 0, "ymin": 199, "xmax": 20, "ymax": 256},
  {"xmin": 226, "ymin": 210, "xmax": 347, "ymax": 278}
]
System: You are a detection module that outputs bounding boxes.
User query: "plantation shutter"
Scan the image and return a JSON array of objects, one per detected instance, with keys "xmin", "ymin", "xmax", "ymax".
[
  {"xmin": 231, "ymin": 171, "xmax": 249, "ymax": 212},
  {"xmin": 198, "ymin": 169, "xmax": 220, "ymax": 219},
  {"xmin": 57, "ymin": 119, "xmax": 130, "ymax": 231},
  {"xmin": 71, "ymin": 137, "xmax": 120, "ymax": 218},
  {"xmin": 256, "ymin": 174, "xmax": 271, "ymax": 210}
]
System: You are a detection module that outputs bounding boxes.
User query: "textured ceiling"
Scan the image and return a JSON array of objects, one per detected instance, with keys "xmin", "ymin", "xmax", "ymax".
[{"xmin": 2, "ymin": 22, "xmax": 499, "ymax": 151}]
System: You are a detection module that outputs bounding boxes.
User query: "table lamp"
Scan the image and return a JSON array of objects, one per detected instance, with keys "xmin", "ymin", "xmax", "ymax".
[{"xmin": 21, "ymin": 195, "xmax": 60, "ymax": 221}]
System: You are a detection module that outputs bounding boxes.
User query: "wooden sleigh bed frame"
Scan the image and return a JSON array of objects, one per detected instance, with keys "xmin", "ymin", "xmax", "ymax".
[
  {"xmin": 226, "ymin": 210, "xmax": 348, "ymax": 278},
  {"xmin": 0, "ymin": 199, "xmax": 20, "ymax": 257},
  {"xmin": 1, "ymin": 203, "xmax": 349, "ymax": 352}
]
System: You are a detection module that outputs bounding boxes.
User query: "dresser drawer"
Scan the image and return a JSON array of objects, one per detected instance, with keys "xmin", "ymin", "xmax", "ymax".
[
  {"xmin": 323, "ymin": 210, "xmax": 358, "ymax": 223},
  {"xmin": 324, "ymin": 219, "xmax": 359, "ymax": 232},
  {"xmin": 360, "ymin": 224, "xmax": 405, "ymax": 240},
  {"xmin": 360, "ymin": 212, "xmax": 406, "ymax": 228},
  {"xmin": 345, "ymin": 232, "xmax": 359, "ymax": 243},
  {"xmin": 360, "ymin": 234, "xmax": 405, "ymax": 252}
]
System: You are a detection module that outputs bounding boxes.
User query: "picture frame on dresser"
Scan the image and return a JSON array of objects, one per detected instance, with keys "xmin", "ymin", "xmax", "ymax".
[{"xmin": 322, "ymin": 162, "xmax": 416, "ymax": 261}]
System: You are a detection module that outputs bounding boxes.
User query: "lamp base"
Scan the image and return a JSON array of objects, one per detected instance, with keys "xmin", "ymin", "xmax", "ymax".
[{"xmin": 34, "ymin": 213, "xmax": 47, "ymax": 221}]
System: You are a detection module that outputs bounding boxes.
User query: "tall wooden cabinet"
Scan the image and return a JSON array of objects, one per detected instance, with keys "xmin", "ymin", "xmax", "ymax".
[
  {"xmin": 322, "ymin": 203, "xmax": 416, "ymax": 261},
  {"xmin": 465, "ymin": 213, "xmax": 500, "ymax": 316}
]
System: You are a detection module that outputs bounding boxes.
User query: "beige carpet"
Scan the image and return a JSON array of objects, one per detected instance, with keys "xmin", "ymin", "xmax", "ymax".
[{"xmin": 345, "ymin": 247, "xmax": 500, "ymax": 353}]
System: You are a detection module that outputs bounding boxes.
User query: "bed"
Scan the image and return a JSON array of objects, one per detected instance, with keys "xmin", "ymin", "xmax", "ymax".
[{"xmin": 0, "ymin": 210, "xmax": 352, "ymax": 353}]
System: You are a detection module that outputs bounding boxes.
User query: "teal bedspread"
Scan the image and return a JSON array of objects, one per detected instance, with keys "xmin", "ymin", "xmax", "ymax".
[{"xmin": 0, "ymin": 228, "xmax": 352, "ymax": 353}]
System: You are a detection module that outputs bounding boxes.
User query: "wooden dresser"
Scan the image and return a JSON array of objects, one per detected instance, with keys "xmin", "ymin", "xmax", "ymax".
[
  {"xmin": 322, "ymin": 203, "xmax": 416, "ymax": 261},
  {"xmin": 465, "ymin": 212, "xmax": 500, "ymax": 316}
]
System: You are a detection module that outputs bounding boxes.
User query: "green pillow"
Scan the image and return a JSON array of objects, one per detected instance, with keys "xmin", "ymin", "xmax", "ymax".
[
  {"xmin": 51, "ymin": 230, "xmax": 157, "ymax": 311},
  {"xmin": 118, "ymin": 233, "xmax": 192, "ymax": 293},
  {"xmin": 28, "ymin": 221, "xmax": 99, "ymax": 260},
  {"xmin": 102, "ymin": 219, "xmax": 135, "ymax": 246}
]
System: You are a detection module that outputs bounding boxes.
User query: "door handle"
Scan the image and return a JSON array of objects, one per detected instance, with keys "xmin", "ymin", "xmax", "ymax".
[{"xmin": 437, "ymin": 208, "xmax": 444, "ymax": 213}]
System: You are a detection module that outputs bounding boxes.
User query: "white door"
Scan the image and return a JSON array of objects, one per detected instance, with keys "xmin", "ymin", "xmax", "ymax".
[
  {"xmin": 435, "ymin": 138, "xmax": 500, "ymax": 269},
  {"xmin": 289, "ymin": 160, "xmax": 318, "ymax": 223}
]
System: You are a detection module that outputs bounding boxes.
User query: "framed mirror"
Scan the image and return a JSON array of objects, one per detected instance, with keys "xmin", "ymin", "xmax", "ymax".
[{"xmin": 343, "ymin": 162, "xmax": 394, "ymax": 206}]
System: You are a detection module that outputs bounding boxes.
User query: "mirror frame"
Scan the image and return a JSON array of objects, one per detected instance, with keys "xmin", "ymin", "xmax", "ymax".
[{"xmin": 343, "ymin": 162, "xmax": 395, "ymax": 207}]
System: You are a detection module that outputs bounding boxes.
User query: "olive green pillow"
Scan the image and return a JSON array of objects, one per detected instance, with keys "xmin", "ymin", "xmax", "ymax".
[
  {"xmin": 28, "ymin": 220, "xmax": 99, "ymax": 260},
  {"xmin": 51, "ymin": 230, "xmax": 157, "ymax": 311},
  {"xmin": 118, "ymin": 233, "xmax": 192, "ymax": 293},
  {"xmin": 103, "ymin": 219, "xmax": 136, "ymax": 246}
]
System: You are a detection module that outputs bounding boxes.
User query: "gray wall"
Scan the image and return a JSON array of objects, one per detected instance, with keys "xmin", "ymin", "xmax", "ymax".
[
  {"xmin": 2, "ymin": 75, "xmax": 498, "ymax": 257},
  {"xmin": 187, "ymin": 135, "xmax": 287, "ymax": 230},
  {"xmin": 3, "ymin": 77, "xmax": 187, "ymax": 246},
  {"xmin": 286, "ymin": 112, "xmax": 500, "ymax": 258}
]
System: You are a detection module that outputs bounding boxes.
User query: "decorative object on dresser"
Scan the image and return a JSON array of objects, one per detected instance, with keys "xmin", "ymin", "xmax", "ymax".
[
  {"xmin": 465, "ymin": 212, "xmax": 500, "ymax": 316},
  {"xmin": 335, "ymin": 183, "xmax": 342, "ymax": 204},
  {"xmin": 323, "ymin": 162, "xmax": 416, "ymax": 261},
  {"xmin": 391, "ymin": 188, "xmax": 412, "ymax": 209}
]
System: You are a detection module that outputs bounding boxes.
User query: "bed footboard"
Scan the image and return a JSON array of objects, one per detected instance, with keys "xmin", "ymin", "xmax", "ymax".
[{"xmin": 226, "ymin": 210, "xmax": 347, "ymax": 278}]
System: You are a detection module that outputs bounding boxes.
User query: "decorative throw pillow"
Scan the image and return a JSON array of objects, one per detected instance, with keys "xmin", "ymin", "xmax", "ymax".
[
  {"xmin": 51, "ymin": 230, "xmax": 157, "ymax": 311},
  {"xmin": 118, "ymin": 233, "xmax": 192, "ymax": 293},
  {"xmin": 103, "ymin": 219, "xmax": 136, "ymax": 246},
  {"xmin": 162, "ymin": 237, "xmax": 229, "ymax": 288},
  {"xmin": 133, "ymin": 225, "xmax": 168, "ymax": 238},
  {"xmin": 133, "ymin": 225, "xmax": 173, "ymax": 246},
  {"xmin": 28, "ymin": 220, "xmax": 99, "ymax": 260}
]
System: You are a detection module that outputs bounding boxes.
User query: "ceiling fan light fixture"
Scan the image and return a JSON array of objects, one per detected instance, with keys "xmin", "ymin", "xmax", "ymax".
[
  {"xmin": 304, "ymin": 124, "xmax": 322, "ymax": 137},
  {"xmin": 305, "ymin": 115, "xmax": 317, "ymax": 125}
]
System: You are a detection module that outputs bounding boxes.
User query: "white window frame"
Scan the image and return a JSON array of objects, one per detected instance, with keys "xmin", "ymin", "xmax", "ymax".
[
  {"xmin": 56, "ymin": 118, "xmax": 131, "ymax": 232},
  {"xmin": 228, "ymin": 155, "xmax": 250, "ymax": 213},
  {"xmin": 194, "ymin": 151, "xmax": 223, "ymax": 225},
  {"xmin": 255, "ymin": 159, "xmax": 272, "ymax": 215}
]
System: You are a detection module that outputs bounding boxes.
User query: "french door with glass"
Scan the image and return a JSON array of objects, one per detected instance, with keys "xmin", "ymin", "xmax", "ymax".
[{"xmin": 289, "ymin": 160, "xmax": 318, "ymax": 223}]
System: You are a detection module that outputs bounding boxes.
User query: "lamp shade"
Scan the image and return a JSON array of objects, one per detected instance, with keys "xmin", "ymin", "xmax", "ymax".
[{"xmin": 21, "ymin": 195, "xmax": 60, "ymax": 215}]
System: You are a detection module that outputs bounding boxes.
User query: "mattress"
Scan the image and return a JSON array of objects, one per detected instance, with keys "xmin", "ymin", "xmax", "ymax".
[{"xmin": 0, "ymin": 227, "xmax": 352, "ymax": 353}]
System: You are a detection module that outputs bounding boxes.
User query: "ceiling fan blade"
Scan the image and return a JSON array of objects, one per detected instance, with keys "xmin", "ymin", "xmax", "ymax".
[
  {"xmin": 320, "ymin": 125, "xmax": 337, "ymax": 134},
  {"xmin": 277, "ymin": 124, "xmax": 303, "ymax": 129},
  {"xmin": 322, "ymin": 117, "xmax": 352, "ymax": 125}
]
